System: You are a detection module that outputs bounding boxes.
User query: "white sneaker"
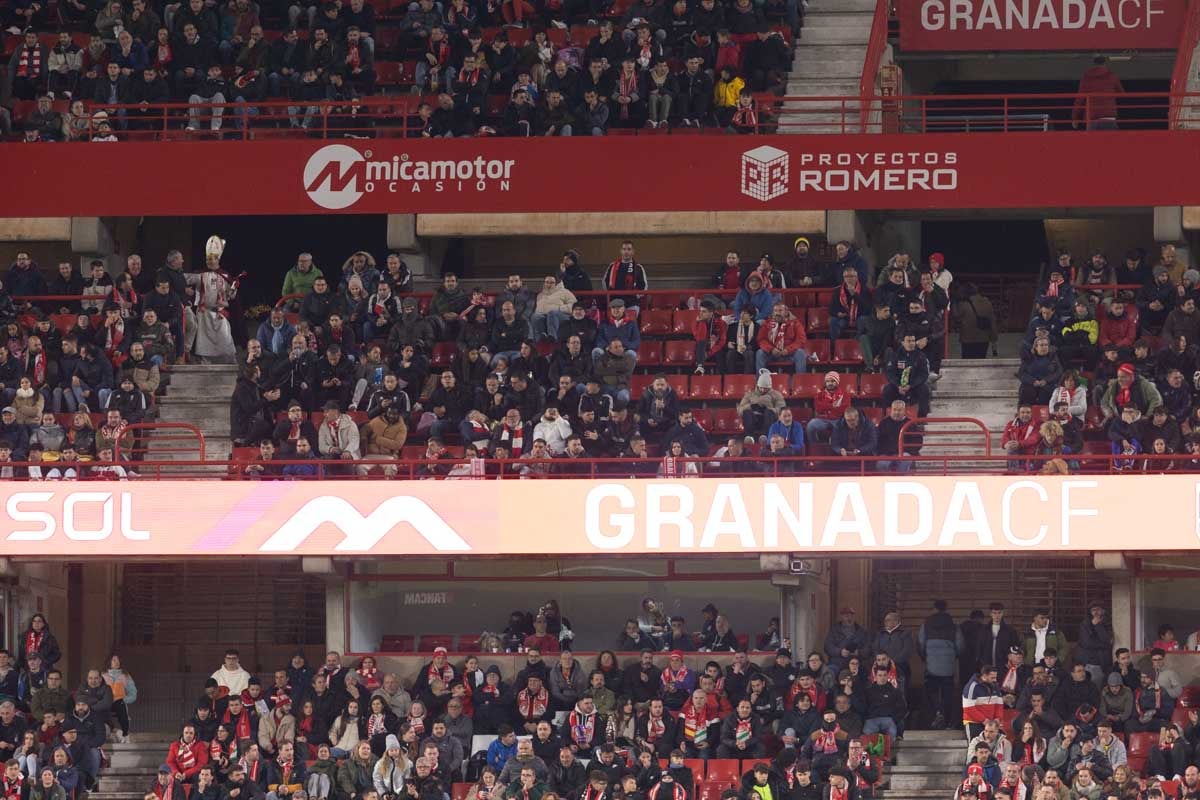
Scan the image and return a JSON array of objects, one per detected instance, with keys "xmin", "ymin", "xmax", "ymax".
[
  {"xmin": 550, "ymin": 19, "xmax": 567, "ymax": 28},
  {"xmin": 929, "ymin": 372, "xmax": 940, "ymax": 382},
  {"xmin": 694, "ymin": 365, "xmax": 704, "ymax": 375}
]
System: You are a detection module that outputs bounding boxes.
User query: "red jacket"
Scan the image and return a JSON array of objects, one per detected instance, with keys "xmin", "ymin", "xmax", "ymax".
[
  {"xmin": 692, "ymin": 316, "xmax": 728, "ymax": 359},
  {"xmin": 813, "ymin": 388, "xmax": 849, "ymax": 421},
  {"xmin": 167, "ymin": 740, "xmax": 210, "ymax": 780},
  {"xmin": 714, "ymin": 41, "xmax": 742, "ymax": 74},
  {"xmin": 1072, "ymin": 65, "xmax": 1123, "ymax": 125},
  {"xmin": 757, "ymin": 317, "xmax": 806, "ymax": 355},
  {"xmin": 1001, "ymin": 419, "xmax": 1039, "ymax": 455},
  {"xmin": 1098, "ymin": 305, "xmax": 1137, "ymax": 348}
]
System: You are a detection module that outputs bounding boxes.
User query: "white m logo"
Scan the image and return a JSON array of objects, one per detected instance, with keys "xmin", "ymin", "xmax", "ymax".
[{"xmin": 259, "ymin": 496, "xmax": 472, "ymax": 552}]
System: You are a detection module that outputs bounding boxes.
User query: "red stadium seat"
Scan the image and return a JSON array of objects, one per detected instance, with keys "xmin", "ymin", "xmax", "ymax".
[
  {"xmin": 430, "ymin": 342, "xmax": 459, "ymax": 370},
  {"xmin": 806, "ymin": 308, "xmax": 830, "ymax": 334},
  {"xmin": 1127, "ymin": 732, "xmax": 1156, "ymax": 757},
  {"xmin": 419, "ymin": 634, "xmax": 455, "ymax": 652},
  {"xmin": 631, "ymin": 375, "xmax": 654, "ymax": 398},
  {"xmin": 697, "ymin": 783, "xmax": 726, "ymax": 800},
  {"xmin": 710, "ymin": 408, "xmax": 743, "ymax": 435},
  {"xmin": 664, "ymin": 340, "xmax": 696, "ymax": 367},
  {"xmin": 690, "ymin": 408, "xmax": 713, "ymax": 433},
  {"xmin": 651, "ymin": 292, "xmax": 688, "ymax": 310},
  {"xmin": 665, "ymin": 375, "xmax": 689, "ymax": 397},
  {"xmin": 375, "ymin": 61, "xmax": 403, "ymax": 86},
  {"xmin": 861, "ymin": 406, "xmax": 884, "ymax": 426},
  {"xmin": 639, "ymin": 342, "xmax": 663, "ymax": 367},
  {"xmin": 673, "ymin": 309, "xmax": 700, "ymax": 335},
  {"xmin": 536, "ymin": 340, "xmax": 557, "ymax": 357},
  {"xmin": 689, "ymin": 375, "xmax": 723, "ymax": 400},
  {"xmin": 770, "ymin": 373, "xmax": 791, "ymax": 397},
  {"xmin": 639, "ymin": 310, "xmax": 672, "ymax": 336},
  {"xmin": 723, "ymin": 375, "xmax": 754, "ymax": 399},
  {"xmin": 833, "ymin": 339, "xmax": 864, "ymax": 365},
  {"xmin": 451, "ymin": 783, "xmax": 471, "ymax": 800},
  {"xmin": 807, "ymin": 340, "xmax": 831, "ymax": 363},
  {"xmin": 380, "ymin": 635, "xmax": 415, "ymax": 652},
  {"xmin": 792, "ymin": 374, "xmax": 823, "ymax": 398},
  {"xmin": 838, "ymin": 374, "xmax": 859, "ymax": 396},
  {"xmin": 858, "ymin": 374, "xmax": 886, "ymax": 400},
  {"xmin": 1084, "ymin": 405, "xmax": 1105, "ymax": 431},
  {"xmin": 705, "ymin": 760, "xmax": 740, "ymax": 786}
]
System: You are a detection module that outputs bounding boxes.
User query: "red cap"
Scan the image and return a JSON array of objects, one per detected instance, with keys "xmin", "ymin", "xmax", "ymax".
[
  {"xmin": 433, "ymin": 646, "xmax": 448, "ymax": 655},
  {"xmin": 967, "ymin": 764, "xmax": 983, "ymax": 776},
  {"xmin": 669, "ymin": 650, "xmax": 684, "ymax": 660},
  {"xmin": 1117, "ymin": 363, "xmax": 1136, "ymax": 377},
  {"xmin": 929, "ymin": 252, "xmax": 945, "ymax": 269}
]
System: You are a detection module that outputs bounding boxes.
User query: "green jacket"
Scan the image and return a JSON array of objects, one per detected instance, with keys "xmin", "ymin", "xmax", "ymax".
[
  {"xmin": 1022, "ymin": 626, "xmax": 1070, "ymax": 666},
  {"xmin": 282, "ymin": 265, "xmax": 324, "ymax": 299},
  {"xmin": 31, "ymin": 685, "xmax": 71, "ymax": 719}
]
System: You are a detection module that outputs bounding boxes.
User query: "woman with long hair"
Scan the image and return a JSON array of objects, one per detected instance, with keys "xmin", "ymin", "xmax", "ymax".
[{"xmin": 103, "ymin": 654, "xmax": 137, "ymax": 743}]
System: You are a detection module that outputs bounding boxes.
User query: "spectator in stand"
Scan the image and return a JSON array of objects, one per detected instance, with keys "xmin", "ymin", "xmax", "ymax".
[
  {"xmin": 805, "ymin": 372, "xmax": 850, "ymax": 444},
  {"xmin": 530, "ymin": 277, "xmax": 576, "ymax": 343},
  {"xmin": 1017, "ymin": 338, "xmax": 1063, "ymax": 406},
  {"xmin": 691, "ymin": 302, "xmax": 727, "ymax": 375},
  {"xmin": 732, "ymin": 274, "xmax": 776, "ymax": 323},
  {"xmin": 602, "ymin": 242, "xmax": 648, "ymax": 313},
  {"xmin": 755, "ymin": 302, "xmax": 807, "ymax": 374},
  {"xmin": 736, "ymin": 370, "xmax": 784, "ymax": 445},
  {"xmin": 1100, "ymin": 363, "xmax": 1161, "ymax": 422},
  {"xmin": 592, "ymin": 300, "xmax": 640, "ymax": 366},
  {"xmin": 1071, "ymin": 56, "xmax": 1123, "ymax": 131},
  {"xmin": 883, "ymin": 333, "xmax": 931, "ymax": 417},
  {"xmin": 830, "ymin": 407, "xmax": 876, "ymax": 468},
  {"xmin": 951, "ymin": 283, "xmax": 998, "ymax": 360},
  {"xmin": 1138, "ymin": 266, "xmax": 1175, "ymax": 335},
  {"xmin": 829, "ymin": 266, "xmax": 869, "ymax": 343}
]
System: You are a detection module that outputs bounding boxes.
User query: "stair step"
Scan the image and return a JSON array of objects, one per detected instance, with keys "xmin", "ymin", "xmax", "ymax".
[{"xmin": 805, "ymin": 0, "xmax": 877, "ymax": 11}]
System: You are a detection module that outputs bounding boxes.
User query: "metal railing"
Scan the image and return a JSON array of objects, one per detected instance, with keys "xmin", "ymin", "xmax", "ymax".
[
  {"xmin": 1170, "ymin": 0, "xmax": 1200, "ymax": 128},
  {"xmin": 27, "ymin": 91, "xmax": 1200, "ymax": 141},
  {"xmin": 859, "ymin": 0, "xmax": 891, "ymax": 132},
  {"xmin": 8, "ymin": 451, "xmax": 1199, "ymax": 479}
]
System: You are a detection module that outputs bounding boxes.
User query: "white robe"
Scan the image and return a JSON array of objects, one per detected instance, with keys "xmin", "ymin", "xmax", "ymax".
[{"xmin": 186, "ymin": 270, "xmax": 237, "ymax": 359}]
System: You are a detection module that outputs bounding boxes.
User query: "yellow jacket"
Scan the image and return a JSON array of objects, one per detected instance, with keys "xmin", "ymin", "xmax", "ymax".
[{"xmin": 714, "ymin": 76, "xmax": 745, "ymax": 108}]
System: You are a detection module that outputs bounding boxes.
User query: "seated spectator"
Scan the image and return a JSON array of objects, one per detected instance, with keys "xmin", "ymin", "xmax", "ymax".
[
  {"xmin": 592, "ymin": 300, "xmax": 640, "ymax": 364},
  {"xmin": 1058, "ymin": 298, "xmax": 1099, "ymax": 369},
  {"xmin": 1018, "ymin": 338, "xmax": 1062, "ymax": 406},
  {"xmin": 1048, "ymin": 370, "xmax": 1086, "ymax": 422},
  {"xmin": 1101, "ymin": 363, "xmax": 1161, "ymax": 423},
  {"xmin": 882, "ymin": 333, "xmax": 931, "ymax": 417},
  {"xmin": 755, "ymin": 303, "xmax": 808, "ymax": 374},
  {"xmin": 736, "ymin": 371, "xmax": 784, "ymax": 445},
  {"xmin": 765, "ymin": 407, "xmax": 804, "ymax": 453},
  {"xmin": 806, "ymin": 372, "xmax": 850, "ymax": 444},
  {"xmin": 830, "ymin": 266, "xmax": 869, "ymax": 342},
  {"xmin": 830, "ymin": 407, "xmax": 876, "ymax": 467},
  {"xmin": 732, "ymin": 274, "xmax": 776, "ymax": 323},
  {"xmin": 691, "ymin": 302, "xmax": 727, "ymax": 375},
  {"xmin": 723, "ymin": 308, "xmax": 759, "ymax": 375}
]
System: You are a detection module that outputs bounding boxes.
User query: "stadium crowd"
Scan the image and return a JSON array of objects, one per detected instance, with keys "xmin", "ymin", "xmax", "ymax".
[
  {"xmin": 226, "ymin": 239, "xmax": 983, "ymax": 476},
  {"xmin": 2, "ymin": 0, "xmax": 796, "ymax": 140},
  {"xmin": 1009, "ymin": 243, "xmax": 1200, "ymax": 474}
]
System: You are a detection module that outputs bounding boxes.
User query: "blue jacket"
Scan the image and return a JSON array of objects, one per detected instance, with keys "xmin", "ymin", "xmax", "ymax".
[
  {"xmin": 767, "ymin": 419, "xmax": 805, "ymax": 451},
  {"xmin": 732, "ymin": 286, "xmax": 778, "ymax": 322},
  {"xmin": 595, "ymin": 318, "xmax": 641, "ymax": 353},
  {"xmin": 257, "ymin": 319, "xmax": 298, "ymax": 355},
  {"xmin": 486, "ymin": 738, "xmax": 517, "ymax": 773}
]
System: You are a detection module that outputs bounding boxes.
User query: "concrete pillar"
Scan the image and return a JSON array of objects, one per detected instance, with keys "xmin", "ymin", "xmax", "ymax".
[
  {"xmin": 875, "ymin": 219, "xmax": 922, "ymax": 264},
  {"xmin": 325, "ymin": 576, "xmax": 347, "ymax": 653},
  {"xmin": 1095, "ymin": 553, "xmax": 1133, "ymax": 651},
  {"xmin": 388, "ymin": 214, "xmax": 435, "ymax": 280},
  {"xmin": 70, "ymin": 218, "xmax": 114, "ymax": 258}
]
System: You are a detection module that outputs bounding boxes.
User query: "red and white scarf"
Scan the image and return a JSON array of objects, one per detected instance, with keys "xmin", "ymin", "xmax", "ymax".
[
  {"xmin": 517, "ymin": 687, "xmax": 548, "ymax": 721},
  {"xmin": 733, "ymin": 717, "xmax": 752, "ymax": 748},
  {"xmin": 661, "ymin": 666, "xmax": 688, "ymax": 689},
  {"xmin": 618, "ymin": 71, "xmax": 638, "ymax": 120},
  {"xmin": 211, "ymin": 737, "xmax": 237, "ymax": 763},
  {"xmin": 367, "ymin": 713, "xmax": 386, "ymax": 738},
  {"xmin": 176, "ymin": 741, "xmax": 198, "ymax": 770},
  {"xmin": 1001, "ymin": 664, "xmax": 1020, "ymax": 693},
  {"xmin": 18, "ymin": 46, "xmax": 41, "ymax": 79},
  {"xmin": 680, "ymin": 703, "xmax": 711, "ymax": 744},
  {"xmin": 426, "ymin": 660, "xmax": 454, "ymax": 686},
  {"xmin": 827, "ymin": 785, "xmax": 850, "ymax": 800},
  {"xmin": 24, "ymin": 630, "xmax": 43, "ymax": 658},
  {"xmin": 814, "ymin": 725, "xmax": 840, "ymax": 754},
  {"xmin": 408, "ymin": 712, "xmax": 425, "ymax": 737},
  {"xmin": 27, "ymin": 351, "xmax": 46, "ymax": 388},
  {"xmin": 732, "ymin": 103, "xmax": 758, "ymax": 130},
  {"xmin": 646, "ymin": 713, "xmax": 665, "ymax": 742},
  {"xmin": 276, "ymin": 754, "xmax": 294, "ymax": 785},
  {"xmin": 839, "ymin": 282, "xmax": 862, "ymax": 325},
  {"xmin": 357, "ymin": 666, "xmax": 379, "ymax": 688},
  {"xmin": 223, "ymin": 708, "xmax": 252, "ymax": 742},
  {"xmin": 499, "ymin": 423, "xmax": 526, "ymax": 458},
  {"xmin": 568, "ymin": 708, "xmax": 596, "ymax": 748},
  {"xmin": 2, "ymin": 774, "xmax": 24, "ymax": 800}
]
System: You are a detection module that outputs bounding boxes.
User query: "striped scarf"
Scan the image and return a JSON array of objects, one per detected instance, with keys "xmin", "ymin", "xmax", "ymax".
[
  {"xmin": 517, "ymin": 687, "xmax": 548, "ymax": 721},
  {"xmin": 17, "ymin": 46, "xmax": 41, "ymax": 78}
]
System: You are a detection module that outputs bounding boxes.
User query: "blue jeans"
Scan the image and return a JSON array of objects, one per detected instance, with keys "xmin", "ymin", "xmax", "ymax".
[
  {"xmin": 830, "ymin": 315, "xmax": 865, "ymax": 342},
  {"xmin": 876, "ymin": 459, "xmax": 913, "ymax": 474},
  {"xmin": 600, "ymin": 386, "xmax": 630, "ymax": 404},
  {"xmin": 491, "ymin": 350, "xmax": 520, "ymax": 368},
  {"xmin": 806, "ymin": 417, "xmax": 835, "ymax": 443},
  {"xmin": 149, "ymin": 354, "xmax": 164, "ymax": 367},
  {"xmin": 863, "ymin": 717, "xmax": 897, "ymax": 739},
  {"xmin": 430, "ymin": 417, "xmax": 459, "ymax": 441},
  {"xmin": 755, "ymin": 348, "xmax": 808, "ymax": 373},
  {"xmin": 531, "ymin": 310, "xmax": 569, "ymax": 340}
]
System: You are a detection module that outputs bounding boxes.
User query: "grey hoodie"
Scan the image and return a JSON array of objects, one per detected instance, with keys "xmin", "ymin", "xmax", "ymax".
[{"xmin": 30, "ymin": 423, "xmax": 65, "ymax": 452}]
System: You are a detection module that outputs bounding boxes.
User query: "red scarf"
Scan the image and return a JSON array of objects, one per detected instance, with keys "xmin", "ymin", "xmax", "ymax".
[
  {"xmin": 680, "ymin": 703, "xmax": 710, "ymax": 743},
  {"xmin": 24, "ymin": 630, "xmax": 43, "ymax": 658},
  {"xmin": 276, "ymin": 754, "xmax": 294, "ymax": 785},
  {"xmin": 27, "ymin": 352, "xmax": 45, "ymax": 388},
  {"xmin": 408, "ymin": 713, "xmax": 425, "ymax": 737},
  {"xmin": 582, "ymin": 787, "xmax": 606, "ymax": 800},
  {"xmin": 426, "ymin": 660, "xmax": 454, "ymax": 686},
  {"xmin": 499, "ymin": 423, "xmax": 526, "ymax": 458},
  {"xmin": 176, "ymin": 741, "xmax": 198, "ymax": 770},
  {"xmin": 2, "ymin": 774, "xmax": 23, "ymax": 800},
  {"xmin": 568, "ymin": 708, "xmax": 596, "ymax": 747},
  {"xmin": 1045, "ymin": 278, "xmax": 1062, "ymax": 298},
  {"xmin": 661, "ymin": 666, "xmax": 688, "ymax": 688},
  {"xmin": 211, "ymin": 738, "xmax": 237, "ymax": 762},
  {"xmin": 734, "ymin": 717, "xmax": 752, "ymax": 747},
  {"xmin": 618, "ymin": 71, "xmax": 638, "ymax": 119},
  {"xmin": 223, "ymin": 708, "xmax": 252, "ymax": 742},
  {"xmin": 1116, "ymin": 384, "xmax": 1132, "ymax": 408},
  {"xmin": 357, "ymin": 666, "xmax": 379, "ymax": 688},
  {"xmin": 517, "ymin": 687, "xmax": 548, "ymax": 721},
  {"xmin": 367, "ymin": 713, "xmax": 386, "ymax": 737},
  {"xmin": 827, "ymin": 785, "xmax": 849, "ymax": 800},
  {"xmin": 839, "ymin": 283, "xmax": 861, "ymax": 325},
  {"xmin": 847, "ymin": 755, "xmax": 871, "ymax": 788},
  {"xmin": 18, "ymin": 46, "xmax": 41, "ymax": 78},
  {"xmin": 814, "ymin": 725, "xmax": 841, "ymax": 754},
  {"xmin": 646, "ymin": 713, "xmax": 665, "ymax": 741},
  {"xmin": 241, "ymin": 758, "xmax": 261, "ymax": 782},
  {"xmin": 1001, "ymin": 665, "xmax": 1019, "ymax": 693},
  {"xmin": 648, "ymin": 783, "xmax": 686, "ymax": 800},
  {"xmin": 732, "ymin": 104, "xmax": 758, "ymax": 130},
  {"xmin": 958, "ymin": 779, "xmax": 992, "ymax": 799}
]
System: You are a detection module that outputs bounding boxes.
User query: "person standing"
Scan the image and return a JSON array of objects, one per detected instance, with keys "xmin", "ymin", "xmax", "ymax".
[
  {"xmin": 1071, "ymin": 56, "xmax": 1124, "ymax": 130},
  {"xmin": 975, "ymin": 603, "xmax": 1021, "ymax": 675},
  {"xmin": 918, "ymin": 600, "xmax": 964, "ymax": 731},
  {"xmin": 1077, "ymin": 602, "xmax": 1114, "ymax": 687}
]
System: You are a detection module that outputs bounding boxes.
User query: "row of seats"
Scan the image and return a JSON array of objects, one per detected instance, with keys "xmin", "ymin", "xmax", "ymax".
[
  {"xmin": 377, "ymin": 632, "xmax": 760, "ymax": 653},
  {"xmin": 626, "ymin": 371, "xmax": 886, "ymax": 400}
]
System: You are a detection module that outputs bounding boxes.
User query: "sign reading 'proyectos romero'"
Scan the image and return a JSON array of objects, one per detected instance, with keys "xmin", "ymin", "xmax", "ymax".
[
  {"xmin": 898, "ymin": 0, "xmax": 1185, "ymax": 51},
  {"xmin": 7, "ymin": 475, "xmax": 1200, "ymax": 556},
  {"xmin": 6, "ymin": 131, "xmax": 1200, "ymax": 217}
]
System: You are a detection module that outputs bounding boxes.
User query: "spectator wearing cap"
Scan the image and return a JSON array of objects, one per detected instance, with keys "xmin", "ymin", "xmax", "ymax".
[
  {"xmin": 733, "ymin": 274, "xmax": 777, "ymax": 323},
  {"xmin": 1138, "ymin": 265, "xmax": 1175, "ymax": 335},
  {"xmin": 317, "ymin": 400, "xmax": 361, "ymax": 463},
  {"xmin": 692, "ymin": 302, "xmax": 727, "ymax": 376},
  {"xmin": 155, "ymin": 763, "xmax": 186, "ymax": 800},
  {"xmin": 1077, "ymin": 603, "xmax": 1113, "ymax": 688},
  {"xmin": 592, "ymin": 300, "xmax": 640, "ymax": 367},
  {"xmin": 658, "ymin": 651, "xmax": 697, "ymax": 713},
  {"xmin": 806, "ymin": 372, "xmax": 850, "ymax": 444}
]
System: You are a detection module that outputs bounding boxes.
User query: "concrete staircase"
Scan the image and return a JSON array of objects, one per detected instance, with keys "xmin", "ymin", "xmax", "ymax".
[
  {"xmin": 881, "ymin": 730, "xmax": 968, "ymax": 799},
  {"xmin": 93, "ymin": 734, "xmax": 175, "ymax": 800},
  {"xmin": 152, "ymin": 363, "xmax": 239, "ymax": 468},
  {"xmin": 926, "ymin": 357, "xmax": 1021, "ymax": 468},
  {"xmin": 783, "ymin": 0, "xmax": 875, "ymax": 133}
]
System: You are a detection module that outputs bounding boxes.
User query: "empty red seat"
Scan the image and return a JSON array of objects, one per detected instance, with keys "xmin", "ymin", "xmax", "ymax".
[
  {"xmin": 673, "ymin": 309, "xmax": 700, "ymax": 335},
  {"xmin": 705, "ymin": 760, "xmax": 740, "ymax": 786},
  {"xmin": 710, "ymin": 408, "xmax": 743, "ymax": 435},
  {"xmin": 723, "ymin": 375, "xmax": 754, "ymax": 399},
  {"xmin": 631, "ymin": 374, "xmax": 654, "ymax": 398},
  {"xmin": 639, "ymin": 310, "xmax": 672, "ymax": 336},
  {"xmin": 861, "ymin": 406, "xmax": 884, "ymax": 425},
  {"xmin": 430, "ymin": 341, "xmax": 458, "ymax": 369},
  {"xmin": 451, "ymin": 783, "xmax": 471, "ymax": 800},
  {"xmin": 651, "ymin": 292, "xmax": 688, "ymax": 310},
  {"xmin": 375, "ymin": 61, "xmax": 403, "ymax": 85},
  {"xmin": 665, "ymin": 374, "xmax": 689, "ymax": 397},
  {"xmin": 664, "ymin": 340, "xmax": 696, "ymax": 366},
  {"xmin": 1127, "ymin": 732, "xmax": 1156, "ymax": 757},
  {"xmin": 690, "ymin": 408, "xmax": 713, "ymax": 432},
  {"xmin": 419, "ymin": 634, "xmax": 455, "ymax": 652},
  {"xmin": 833, "ymin": 339, "xmax": 864, "ymax": 365},
  {"xmin": 689, "ymin": 375, "xmax": 722, "ymax": 400},
  {"xmin": 806, "ymin": 307, "xmax": 830, "ymax": 334},
  {"xmin": 792, "ymin": 374, "xmax": 823, "ymax": 398},
  {"xmin": 837, "ymin": 374, "xmax": 859, "ymax": 396},
  {"xmin": 380, "ymin": 634, "xmax": 415, "ymax": 652},
  {"xmin": 858, "ymin": 374, "xmax": 886, "ymax": 400},
  {"xmin": 1084, "ymin": 405, "xmax": 1105, "ymax": 431},
  {"xmin": 639, "ymin": 341, "xmax": 663, "ymax": 367},
  {"xmin": 770, "ymin": 373, "xmax": 791, "ymax": 397},
  {"xmin": 807, "ymin": 340, "xmax": 831, "ymax": 363}
]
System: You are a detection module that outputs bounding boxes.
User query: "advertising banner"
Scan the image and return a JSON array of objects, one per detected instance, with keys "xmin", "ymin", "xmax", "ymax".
[
  {"xmin": 898, "ymin": 0, "xmax": 1185, "ymax": 51},
  {"xmin": 2, "ymin": 475, "xmax": 1200, "ymax": 556},
  {"xmin": 7, "ymin": 131, "xmax": 1200, "ymax": 216}
]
